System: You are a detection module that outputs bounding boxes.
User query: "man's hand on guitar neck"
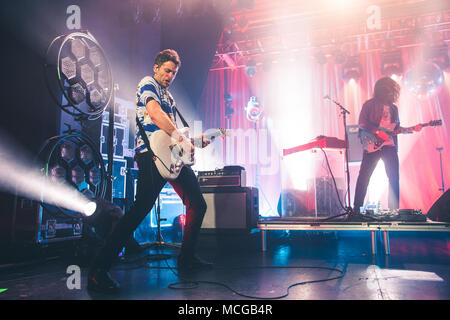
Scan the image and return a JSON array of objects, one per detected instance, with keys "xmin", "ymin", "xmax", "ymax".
[
  {"xmin": 193, "ymin": 134, "xmax": 211, "ymax": 148},
  {"xmin": 412, "ymin": 124, "xmax": 423, "ymax": 132},
  {"xmin": 402, "ymin": 124, "xmax": 423, "ymax": 134}
]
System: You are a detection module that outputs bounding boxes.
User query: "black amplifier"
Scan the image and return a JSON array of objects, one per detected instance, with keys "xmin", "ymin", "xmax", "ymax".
[{"xmin": 198, "ymin": 166, "xmax": 246, "ymax": 187}]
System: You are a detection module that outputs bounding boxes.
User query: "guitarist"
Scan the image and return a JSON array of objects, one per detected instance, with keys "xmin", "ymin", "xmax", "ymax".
[
  {"xmin": 88, "ymin": 49, "xmax": 212, "ymax": 293},
  {"xmin": 353, "ymin": 77, "xmax": 422, "ymax": 214}
]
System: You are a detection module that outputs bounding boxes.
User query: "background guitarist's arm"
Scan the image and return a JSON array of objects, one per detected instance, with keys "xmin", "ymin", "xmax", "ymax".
[{"xmin": 396, "ymin": 124, "xmax": 423, "ymax": 134}]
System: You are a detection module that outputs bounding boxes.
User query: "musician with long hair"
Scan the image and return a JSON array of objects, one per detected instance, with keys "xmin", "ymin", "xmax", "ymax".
[{"xmin": 353, "ymin": 77, "xmax": 422, "ymax": 214}]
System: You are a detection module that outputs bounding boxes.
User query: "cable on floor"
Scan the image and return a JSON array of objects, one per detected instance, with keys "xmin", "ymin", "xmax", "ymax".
[{"xmin": 162, "ymin": 259, "xmax": 346, "ymax": 300}]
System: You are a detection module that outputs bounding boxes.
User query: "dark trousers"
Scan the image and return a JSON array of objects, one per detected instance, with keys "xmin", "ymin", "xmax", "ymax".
[
  {"xmin": 353, "ymin": 146, "xmax": 399, "ymax": 211},
  {"xmin": 90, "ymin": 150, "xmax": 207, "ymax": 271}
]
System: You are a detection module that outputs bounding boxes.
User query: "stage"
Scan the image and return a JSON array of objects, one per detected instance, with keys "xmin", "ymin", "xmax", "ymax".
[
  {"xmin": 1, "ymin": 0, "xmax": 450, "ymax": 307},
  {"xmin": 258, "ymin": 217, "xmax": 450, "ymax": 254},
  {"xmin": 1, "ymin": 225, "xmax": 449, "ymax": 301}
]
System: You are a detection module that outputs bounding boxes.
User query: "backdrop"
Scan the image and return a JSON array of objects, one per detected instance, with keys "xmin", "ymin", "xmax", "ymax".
[{"xmin": 197, "ymin": 47, "xmax": 449, "ymax": 216}]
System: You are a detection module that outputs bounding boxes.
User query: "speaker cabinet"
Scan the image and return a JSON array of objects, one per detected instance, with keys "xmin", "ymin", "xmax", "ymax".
[
  {"xmin": 346, "ymin": 125, "xmax": 363, "ymax": 162},
  {"xmin": 200, "ymin": 187, "xmax": 259, "ymax": 230},
  {"xmin": 427, "ymin": 189, "xmax": 450, "ymax": 222}
]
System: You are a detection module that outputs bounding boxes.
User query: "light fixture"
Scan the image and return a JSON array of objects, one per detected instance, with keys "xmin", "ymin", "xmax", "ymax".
[
  {"xmin": 224, "ymin": 93, "xmax": 234, "ymax": 118},
  {"xmin": 83, "ymin": 201, "xmax": 97, "ymax": 216},
  {"xmin": 44, "ymin": 31, "xmax": 113, "ymax": 121},
  {"xmin": 424, "ymin": 43, "xmax": 450, "ymax": 71},
  {"xmin": 380, "ymin": 50, "xmax": 403, "ymax": 77},
  {"xmin": 341, "ymin": 56, "xmax": 363, "ymax": 81},
  {"xmin": 245, "ymin": 60, "xmax": 257, "ymax": 77},
  {"xmin": 245, "ymin": 96, "xmax": 262, "ymax": 122},
  {"xmin": 38, "ymin": 133, "xmax": 107, "ymax": 217}
]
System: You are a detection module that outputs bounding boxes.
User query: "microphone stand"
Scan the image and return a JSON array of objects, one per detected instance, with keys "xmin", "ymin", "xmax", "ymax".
[
  {"xmin": 324, "ymin": 96, "xmax": 353, "ymax": 215},
  {"xmin": 436, "ymin": 147, "xmax": 445, "ymax": 194}
]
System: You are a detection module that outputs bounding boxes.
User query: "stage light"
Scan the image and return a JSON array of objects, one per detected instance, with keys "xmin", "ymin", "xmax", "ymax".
[
  {"xmin": 404, "ymin": 62, "xmax": 444, "ymax": 97},
  {"xmin": 71, "ymin": 165, "xmax": 85, "ymax": 187},
  {"xmin": 45, "ymin": 31, "xmax": 113, "ymax": 120},
  {"xmin": 60, "ymin": 141, "xmax": 76, "ymax": 163},
  {"xmin": 79, "ymin": 63, "xmax": 95, "ymax": 86},
  {"xmin": 424, "ymin": 43, "xmax": 450, "ymax": 71},
  {"xmin": 89, "ymin": 166, "xmax": 101, "ymax": 186},
  {"xmin": 83, "ymin": 201, "xmax": 97, "ymax": 216},
  {"xmin": 50, "ymin": 165, "xmax": 66, "ymax": 182},
  {"xmin": 68, "ymin": 83, "xmax": 86, "ymax": 105},
  {"xmin": 380, "ymin": 50, "xmax": 403, "ymax": 77},
  {"xmin": 88, "ymin": 88, "xmax": 104, "ymax": 107},
  {"xmin": 37, "ymin": 132, "xmax": 107, "ymax": 216},
  {"xmin": 70, "ymin": 38, "xmax": 86, "ymax": 61},
  {"xmin": 61, "ymin": 56, "xmax": 77, "ymax": 83},
  {"xmin": 0, "ymin": 132, "xmax": 99, "ymax": 217},
  {"xmin": 224, "ymin": 93, "xmax": 232, "ymax": 102},
  {"xmin": 245, "ymin": 60, "xmax": 257, "ymax": 77},
  {"xmin": 390, "ymin": 74, "xmax": 402, "ymax": 82},
  {"xmin": 224, "ymin": 93, "xmax": 234, "ymax": 118},
  {"xmin": 341, "ymin": 56, "xmax": 363, "ymax": 81},
  {"xmin": 245, "ymin": 96, "xmax": 262, "ymax": 122},
  {"xmin": 80, "ymin": 144, "xmax": 93, "ymax": 164}
]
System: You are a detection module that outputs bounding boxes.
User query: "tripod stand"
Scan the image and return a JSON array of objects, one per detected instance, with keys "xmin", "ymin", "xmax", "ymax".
[{"xmin": 146, "ymin": 193, "xmax": 181, "ymax": 250}]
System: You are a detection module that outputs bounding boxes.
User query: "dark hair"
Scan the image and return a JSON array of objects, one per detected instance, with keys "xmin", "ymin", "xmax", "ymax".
[
  {"xmin": 373, "ymin": 77, "xmax": 400, "ymax": 104},
  {"xmin": 154, "ymin": 49, "xmax": 181, "ymax": 68}
]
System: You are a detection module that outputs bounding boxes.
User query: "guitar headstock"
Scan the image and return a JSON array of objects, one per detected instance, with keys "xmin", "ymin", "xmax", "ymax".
[{"xmin": 428, "ymin": 119, "xmax": 442, "ymax": 127}]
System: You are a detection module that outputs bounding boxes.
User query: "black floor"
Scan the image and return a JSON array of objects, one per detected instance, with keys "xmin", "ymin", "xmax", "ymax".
[{"xmin": 0, "ymin": 230, "xmax": 449, "ymax": 301}]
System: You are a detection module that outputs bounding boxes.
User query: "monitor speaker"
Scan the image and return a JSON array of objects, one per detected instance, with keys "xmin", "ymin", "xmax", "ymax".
[
  {"xmin": 427, "ymin": 189, "xmax": 450, "ymax": 222},
  {"xmin": 200, "ymin": 187, "xmax": 259, "ymax": 230}
]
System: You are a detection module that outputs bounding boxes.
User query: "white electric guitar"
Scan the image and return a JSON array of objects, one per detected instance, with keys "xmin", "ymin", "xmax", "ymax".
[{"xmin": 150, "ymin": 127, "xmax": 228, "ymax": 180}]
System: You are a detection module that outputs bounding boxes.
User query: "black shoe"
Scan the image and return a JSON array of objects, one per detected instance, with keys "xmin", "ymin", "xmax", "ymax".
[
  {"xmin": 177, "ymin": 254, "xmax": 213, "ymax": 272},
  {"xmin": 87, "ymin": 269, "xmax": 120, "ymax": 294}
]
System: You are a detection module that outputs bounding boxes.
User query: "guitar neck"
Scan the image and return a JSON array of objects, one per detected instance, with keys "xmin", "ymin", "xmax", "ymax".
[{"xmin": 190, "ymin": 130, "xmax": 224, "ymax": 145}]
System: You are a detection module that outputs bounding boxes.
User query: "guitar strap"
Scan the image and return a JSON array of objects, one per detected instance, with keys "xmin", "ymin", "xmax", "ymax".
[
  {"xmin": 173, "ymin": 107, "xmax": 190, "ymax": 128},
  {"xmin": 135, "ymin": 115, "xmax": 152, "ymax": 153}
]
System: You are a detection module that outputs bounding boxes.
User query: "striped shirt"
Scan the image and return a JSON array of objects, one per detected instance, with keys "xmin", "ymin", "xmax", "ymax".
[{"xmin": 135, "ymin": 76, "xmax": 177, "ymax": 153}]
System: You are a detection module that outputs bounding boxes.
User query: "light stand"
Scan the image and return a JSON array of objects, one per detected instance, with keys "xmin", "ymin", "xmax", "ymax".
[
  {"xmin": 105, "ymin": 85, "xmax": 117, "ymax": 202},
  {"xmin": 436, "ymin": 147, "xmax": 445, "ymax": 194},
  {"xmin": 224, "ymin": 94, "xmax": 234, "ymax": 165},
  {"xmin": 324, "ymin": 96, "xmax": 353, "ymax": 215}
]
